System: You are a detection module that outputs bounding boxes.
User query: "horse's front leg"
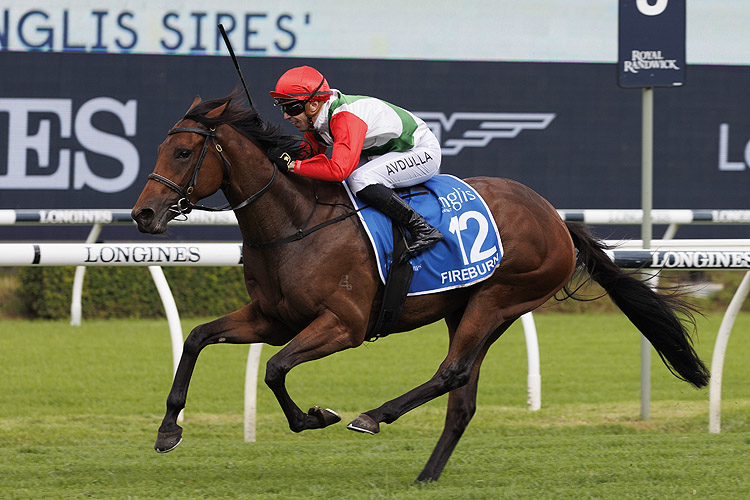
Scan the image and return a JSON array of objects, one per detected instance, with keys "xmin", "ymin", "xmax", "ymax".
[
  {"xmin": 155, "ymin": 302, "xmax": 287, "ymax": 453},
  {"xmin": 264, "ymin": 310, "xmax": 362, "ymax": 433}
]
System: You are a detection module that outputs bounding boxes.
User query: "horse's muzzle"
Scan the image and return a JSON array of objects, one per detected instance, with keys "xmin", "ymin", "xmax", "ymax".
[{"xmin": 132, "ymin": 207, "xmax": 166, "ymax": 234}]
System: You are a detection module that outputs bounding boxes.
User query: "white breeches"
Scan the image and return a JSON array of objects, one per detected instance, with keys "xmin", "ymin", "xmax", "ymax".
[{"xmin": 346, "ymin": 123, "xmax": 441, "ymax": 194}]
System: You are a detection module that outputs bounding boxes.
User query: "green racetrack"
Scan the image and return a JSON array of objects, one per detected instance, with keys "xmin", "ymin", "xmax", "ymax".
[{"xmin": 1, "ymin": 312, "xmax": 749, "ymax": 499}]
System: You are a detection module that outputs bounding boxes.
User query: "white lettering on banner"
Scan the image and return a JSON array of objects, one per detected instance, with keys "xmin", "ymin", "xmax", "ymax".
[
  {"xmin": 636, "ymin": 0, "xmax": 669, "ymax": 17},
  {"xmin": 718, "ymin": 123, "xmax": 749, "ymax": 171},
  {"xmin": 651, "ymin": 251, "xmax": 750, "ymax": 269},
  {"xmin": 1, "ymin": 98, "xmax": 71, "ymax": 189},
  {"xmin": 73, "ymin": 98, "xmax": 139, "ymax": 192},
  {"xmin": 623, "ymin": 50, "xmax": 680, "ymax": 74},
  {"xmin": 416, "ymin": 112, "xmax": 556, "ymax": 157},
  {"xmin": 84, "ymin": 245, "xmax": 201, "ymax": 263},
  {"xmin": 0, "ymin": 97, "xmax": 139, "ymax": 192}
]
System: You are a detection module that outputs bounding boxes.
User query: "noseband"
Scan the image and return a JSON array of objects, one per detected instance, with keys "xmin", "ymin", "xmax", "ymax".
[{"xmin": 148, "ymin": 125, "xmax": 277, "ymax": 214}]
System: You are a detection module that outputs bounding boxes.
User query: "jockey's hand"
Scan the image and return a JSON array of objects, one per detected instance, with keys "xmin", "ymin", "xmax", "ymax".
[{"xmin": 267, "ymin": 148, "xmax": 295, "ymax": 173}]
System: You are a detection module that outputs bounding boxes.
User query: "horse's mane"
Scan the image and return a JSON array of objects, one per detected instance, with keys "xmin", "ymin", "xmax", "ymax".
[{"xmin": 184, "ymin": 88, "xmax": 309, "ymax": 159}]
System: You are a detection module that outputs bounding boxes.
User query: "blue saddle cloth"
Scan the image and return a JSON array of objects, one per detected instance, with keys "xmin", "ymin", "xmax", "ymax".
[{"xmin": 344, "ymin": 174, "xmax": 503, "ymax": 296}]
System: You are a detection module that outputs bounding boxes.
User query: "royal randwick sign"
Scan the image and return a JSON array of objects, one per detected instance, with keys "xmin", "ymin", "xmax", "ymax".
[{"xmin": 618, "ymin": 0, "xmax": 685, "ymax": 88}]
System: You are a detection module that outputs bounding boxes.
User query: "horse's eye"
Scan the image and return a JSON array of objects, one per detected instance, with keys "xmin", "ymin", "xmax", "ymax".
[{"xmin": 175, "ymin": 149, "xmax": 191, "ymax": 159}]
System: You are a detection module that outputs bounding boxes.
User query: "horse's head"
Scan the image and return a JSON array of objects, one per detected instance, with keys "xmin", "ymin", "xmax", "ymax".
[{"xmin": 132, "ymin": 96, "xmax": 230, "ymax": 233}]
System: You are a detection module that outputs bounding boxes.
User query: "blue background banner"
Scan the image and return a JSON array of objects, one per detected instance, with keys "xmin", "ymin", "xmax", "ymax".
[{"xmin": 2, "ymin": 52, "xmax": 749, "ymax": 240}]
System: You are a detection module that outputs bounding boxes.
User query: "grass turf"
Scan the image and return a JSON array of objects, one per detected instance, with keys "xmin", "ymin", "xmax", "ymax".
[{"xmin": 1, "ymin": 312, "xmax": 749, "ymax": 498}]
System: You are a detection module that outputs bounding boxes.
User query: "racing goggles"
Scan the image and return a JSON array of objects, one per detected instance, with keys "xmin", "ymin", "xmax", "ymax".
[
  {"xmin": 273, "ymin": 76, "xmax": 327, "ymax": 116},
  {"xmin": 274, "ymin": 98, "xmax": 307, "ymax": 116}
]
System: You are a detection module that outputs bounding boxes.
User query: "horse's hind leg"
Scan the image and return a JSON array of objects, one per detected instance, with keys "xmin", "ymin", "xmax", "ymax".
[
  {"xmin": 155, "ymin": 302, "xmax": 284, "ymax": 453},
  {"xmin": 347, "ymin": 301, "xmax": 514, "ymax": 436},
  {"xmin": 416, "ymin": 353, "xmax": 483, "ymax": 483},
  {"xmin": 416, "ymin": 324, "xmax": 509, "ymax": 482},
  {"xmin": 346, "ymin": 309, "xmax": 516, "ymax": 485},
  {"xmin": 416, "ymin": 315, "xmax": 507, "ymax": 482}
]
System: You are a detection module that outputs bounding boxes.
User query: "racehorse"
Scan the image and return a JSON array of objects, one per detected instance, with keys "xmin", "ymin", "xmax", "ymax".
[{"xmin": 131, "ymin": 92, "xmax": 709, "ymax": 483}]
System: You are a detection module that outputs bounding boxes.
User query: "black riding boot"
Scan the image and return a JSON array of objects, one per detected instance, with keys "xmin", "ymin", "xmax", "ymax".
[{"xmin": 357, "ymin": 184, "xmax": 443, "ymax": 254}]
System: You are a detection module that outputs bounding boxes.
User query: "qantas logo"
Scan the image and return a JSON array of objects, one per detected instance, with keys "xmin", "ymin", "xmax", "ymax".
[{"xmin": 415, "ymin": 112, "xmax": 556, "ymax": 156}]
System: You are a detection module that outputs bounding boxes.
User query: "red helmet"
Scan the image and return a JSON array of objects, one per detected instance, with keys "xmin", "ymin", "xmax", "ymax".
[{"xmin": 269, "ymin": 66, "xmax": 332, "ymax": 102}]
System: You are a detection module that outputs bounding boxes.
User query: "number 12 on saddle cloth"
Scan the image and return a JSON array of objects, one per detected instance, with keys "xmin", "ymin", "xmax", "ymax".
[{"xmin": 344, "ymin": 174, "xmax": 503, "ymax": 296}]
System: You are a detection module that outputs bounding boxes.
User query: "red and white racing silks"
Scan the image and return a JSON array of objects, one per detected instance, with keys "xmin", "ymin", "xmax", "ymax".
[{"xmin": 294, "ymin": 90, "xmax": 441, "ymax": 192}]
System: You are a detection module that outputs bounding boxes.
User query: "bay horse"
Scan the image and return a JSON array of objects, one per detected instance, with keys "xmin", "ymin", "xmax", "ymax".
[{"xmin": 131, "ymin": 93, "xmax": 709, "ymax": 482}]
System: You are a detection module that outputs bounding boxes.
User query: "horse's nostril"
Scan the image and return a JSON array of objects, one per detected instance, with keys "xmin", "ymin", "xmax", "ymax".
[{"xmin": 133, "ymin": 208, "xmax": 155, "ymax": 225}]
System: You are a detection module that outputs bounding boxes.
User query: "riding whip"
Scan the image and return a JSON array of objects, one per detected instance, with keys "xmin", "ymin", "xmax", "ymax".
[{"xmin": 218, "ymin": 24, "xmax": 253, "ymax": 107}]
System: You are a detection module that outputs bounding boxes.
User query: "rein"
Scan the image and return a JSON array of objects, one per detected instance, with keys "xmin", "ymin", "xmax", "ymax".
[
  {"xmin": 150, "ymin": 124, "xmax": 362, "ymax": 247},
  {"xmin": 246, "ymin": 188, "xmax": 429, "ymax": 249},
  {"xmin": 245, "ymin": 187, "xmax": 362, "ymax": 248}
]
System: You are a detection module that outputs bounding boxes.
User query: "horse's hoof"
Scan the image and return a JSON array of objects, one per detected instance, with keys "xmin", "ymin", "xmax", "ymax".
[
  {"xmin": 308, "ymin": 406, "xmax": 341, "ymax": 428},
  {"xmin": 347, "ymin": 413, "xmax": 380, "ymax": 434},
  {"xmin": 155, "ymin": 428, "xmax": 183, "ymax": 453}
]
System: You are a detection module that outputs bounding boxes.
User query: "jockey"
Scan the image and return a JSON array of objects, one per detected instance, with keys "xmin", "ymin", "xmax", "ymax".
[{"xmin": 268, "ymin": 65, "xmax": 443, "ymax": 254}]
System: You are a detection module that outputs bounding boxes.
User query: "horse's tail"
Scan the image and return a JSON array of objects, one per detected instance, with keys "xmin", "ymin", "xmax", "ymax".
[{"xmin": 565, "ymin": 221, "xmax": 710, "ymax": 388}]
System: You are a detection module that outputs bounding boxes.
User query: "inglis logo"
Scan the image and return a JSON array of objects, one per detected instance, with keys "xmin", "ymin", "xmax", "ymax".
[
  {"xmin": 415, "ymin": 112, "xmax": 556, "ymax": 156},
  {"xmin": 0, "ymin": 97, "xmax": 139, "ymax": 193},
  {"xmin": 438, "ymin": 186, "xmax": 477, "ymax": 213}
]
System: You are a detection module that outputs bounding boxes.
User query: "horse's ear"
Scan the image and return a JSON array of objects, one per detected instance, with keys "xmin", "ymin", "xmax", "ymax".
[
  {"xmin": 188, "ymin": 95, "xmax": 202, "ymax": 112},
  {"xmin": 205, "ymin": 102, "xmax": 228, "ymax": 119}
]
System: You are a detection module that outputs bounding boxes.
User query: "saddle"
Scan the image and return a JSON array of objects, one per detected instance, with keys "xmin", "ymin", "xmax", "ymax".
[{"xmin": 345, "ymin": 175, "xmax": 504, "ymax": 341}]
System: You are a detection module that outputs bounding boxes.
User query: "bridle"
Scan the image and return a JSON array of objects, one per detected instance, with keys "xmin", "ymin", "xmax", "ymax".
[
  {"xmin": 148, "ymin": 122, "xmax": 362, "ymax": 248},
  {"xmin": 147, "ymin": 125, "xmax": 277, "ymax": 215}
]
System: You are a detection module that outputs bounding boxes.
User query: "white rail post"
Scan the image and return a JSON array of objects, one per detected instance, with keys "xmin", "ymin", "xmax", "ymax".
[
  {"xmin": 521, "ymin": 312, "xmax": 542, "ymax": 411},
  {"xmin": 70, "ymin": 223, "xmax": 103, "ymax": 326},
  {"xmin": 243, "ymin": 343, "xmax": 264, "ymax": 442},
  {"xmin": 148, "ymin": 265, "xmax": 185, "ymax": 423},
  {"xmin": 709, "ymin": 270, "xmax": 750, "ymax": 434}
]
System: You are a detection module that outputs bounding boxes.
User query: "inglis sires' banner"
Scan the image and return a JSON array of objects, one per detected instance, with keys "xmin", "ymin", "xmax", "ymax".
[{"xmin": 1, "ymin": 1, "xmax": 749, "ymax": 240}]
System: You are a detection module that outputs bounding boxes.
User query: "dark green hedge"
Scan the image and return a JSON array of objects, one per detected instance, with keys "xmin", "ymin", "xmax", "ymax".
[
  {"xmin": 18, "ymin": 266, "xmax": 248, "ymax": 319},
  {"xmin": 16, "ymin": 266, "xmax": 748, "ymax": 320}
]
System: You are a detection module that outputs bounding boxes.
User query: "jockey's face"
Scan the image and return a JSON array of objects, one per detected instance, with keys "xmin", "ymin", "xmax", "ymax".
[{"xmin": 283, "ymin": 101, "xmax": 322, "ymax": 132}]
